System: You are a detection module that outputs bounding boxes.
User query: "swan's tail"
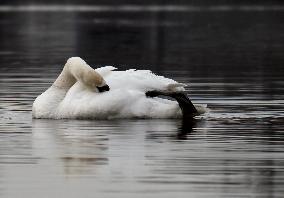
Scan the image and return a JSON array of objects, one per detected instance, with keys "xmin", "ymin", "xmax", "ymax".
[{"xmin": 145, "ymin": 90, "xmax": 197, "ymax": 117}]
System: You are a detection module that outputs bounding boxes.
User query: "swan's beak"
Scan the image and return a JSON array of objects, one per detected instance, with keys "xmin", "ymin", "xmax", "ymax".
[{"xmin": 97, "ymin": 84, "xmax": 110, "ymax": 92}]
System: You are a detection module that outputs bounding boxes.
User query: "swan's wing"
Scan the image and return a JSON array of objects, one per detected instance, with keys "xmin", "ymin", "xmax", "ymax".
[
  {"xmin": 167, "ymin": 83, "xmax": 187, "ymax": 92},
  {"xmin": 95, "ymin": 66, "xmax": 117, "ymax": 77},
  {"xmin": 125, "ymin": 69, "xmax": 186, "ymax": 92},
  {"xmin": 104, "ymin": 69, "xmax": 186, "ymax": 92}
]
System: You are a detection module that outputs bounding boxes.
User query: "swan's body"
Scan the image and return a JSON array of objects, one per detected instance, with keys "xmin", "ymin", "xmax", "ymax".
[{"xmin": 32, "ymin": 57, "xmax": 205, "ymax": 119}]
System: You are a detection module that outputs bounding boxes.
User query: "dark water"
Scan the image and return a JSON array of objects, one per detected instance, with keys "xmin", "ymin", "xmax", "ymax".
[{"xmin": 0, "ymin": 5, "xmax": 284, "ymax": 198}]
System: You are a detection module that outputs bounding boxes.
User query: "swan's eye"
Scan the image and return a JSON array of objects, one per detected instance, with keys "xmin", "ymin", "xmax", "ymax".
[{"xmin": 97, "ymin": 84, "xmax": 110, "ymax": 92}]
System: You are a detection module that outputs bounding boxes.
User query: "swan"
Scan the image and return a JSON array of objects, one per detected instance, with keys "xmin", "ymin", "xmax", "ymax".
[{"xmin": 32, "ymin": 57, "xmax": 205, "ymax": 119}]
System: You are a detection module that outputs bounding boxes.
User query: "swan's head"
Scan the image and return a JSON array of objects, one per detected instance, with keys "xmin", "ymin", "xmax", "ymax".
[{"xmin": 65, "ymin": 57, "xmax": 109, "ymax": 92}]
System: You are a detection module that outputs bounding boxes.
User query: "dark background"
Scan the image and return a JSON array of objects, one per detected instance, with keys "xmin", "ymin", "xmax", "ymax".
[
  {"xmin": 1, "ymin": 1, "xmax": 284, "ymax": 5},
  {"xmin": 0, "ymin": 1, "xmax": 284, "ymax": 78}
]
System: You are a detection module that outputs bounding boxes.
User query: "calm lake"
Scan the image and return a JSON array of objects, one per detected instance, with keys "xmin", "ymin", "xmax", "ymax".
[{"xmin": 0, "ymin": 5, "xmax": 284, "ymax": 198}]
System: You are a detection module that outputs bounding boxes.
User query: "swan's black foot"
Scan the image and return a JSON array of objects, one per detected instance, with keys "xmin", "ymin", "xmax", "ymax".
[
  {"xmin": 146, "ymin": 90, "xmax": 197, "ymax": 117},
  {"xmin": 97, "ymin": 84, "xmax": 110, "ymax": 92}
]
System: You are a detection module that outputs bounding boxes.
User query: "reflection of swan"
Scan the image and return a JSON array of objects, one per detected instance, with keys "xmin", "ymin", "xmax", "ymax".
[
  {"xmin": 33, "ymin": 57, "xmax": 205, "ymax": 119},
  {"xmin": 31, "ymin": 119, "xmax": 109, "ymax": 176}
]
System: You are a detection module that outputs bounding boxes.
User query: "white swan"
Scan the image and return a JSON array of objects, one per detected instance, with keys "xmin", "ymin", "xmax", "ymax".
[{"xmin": 32, "ymin": 57, "xmax": 205, "ymax": 119}]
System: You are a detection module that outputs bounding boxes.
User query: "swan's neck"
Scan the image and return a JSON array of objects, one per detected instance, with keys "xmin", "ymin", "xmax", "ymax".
[
  {"xmin": 53, "ymin": 67, "xmax": 76, "ymax": 90},
  {"xmin": 52, "ymin": 57, "xmax": 106, "ymax": 91}
]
